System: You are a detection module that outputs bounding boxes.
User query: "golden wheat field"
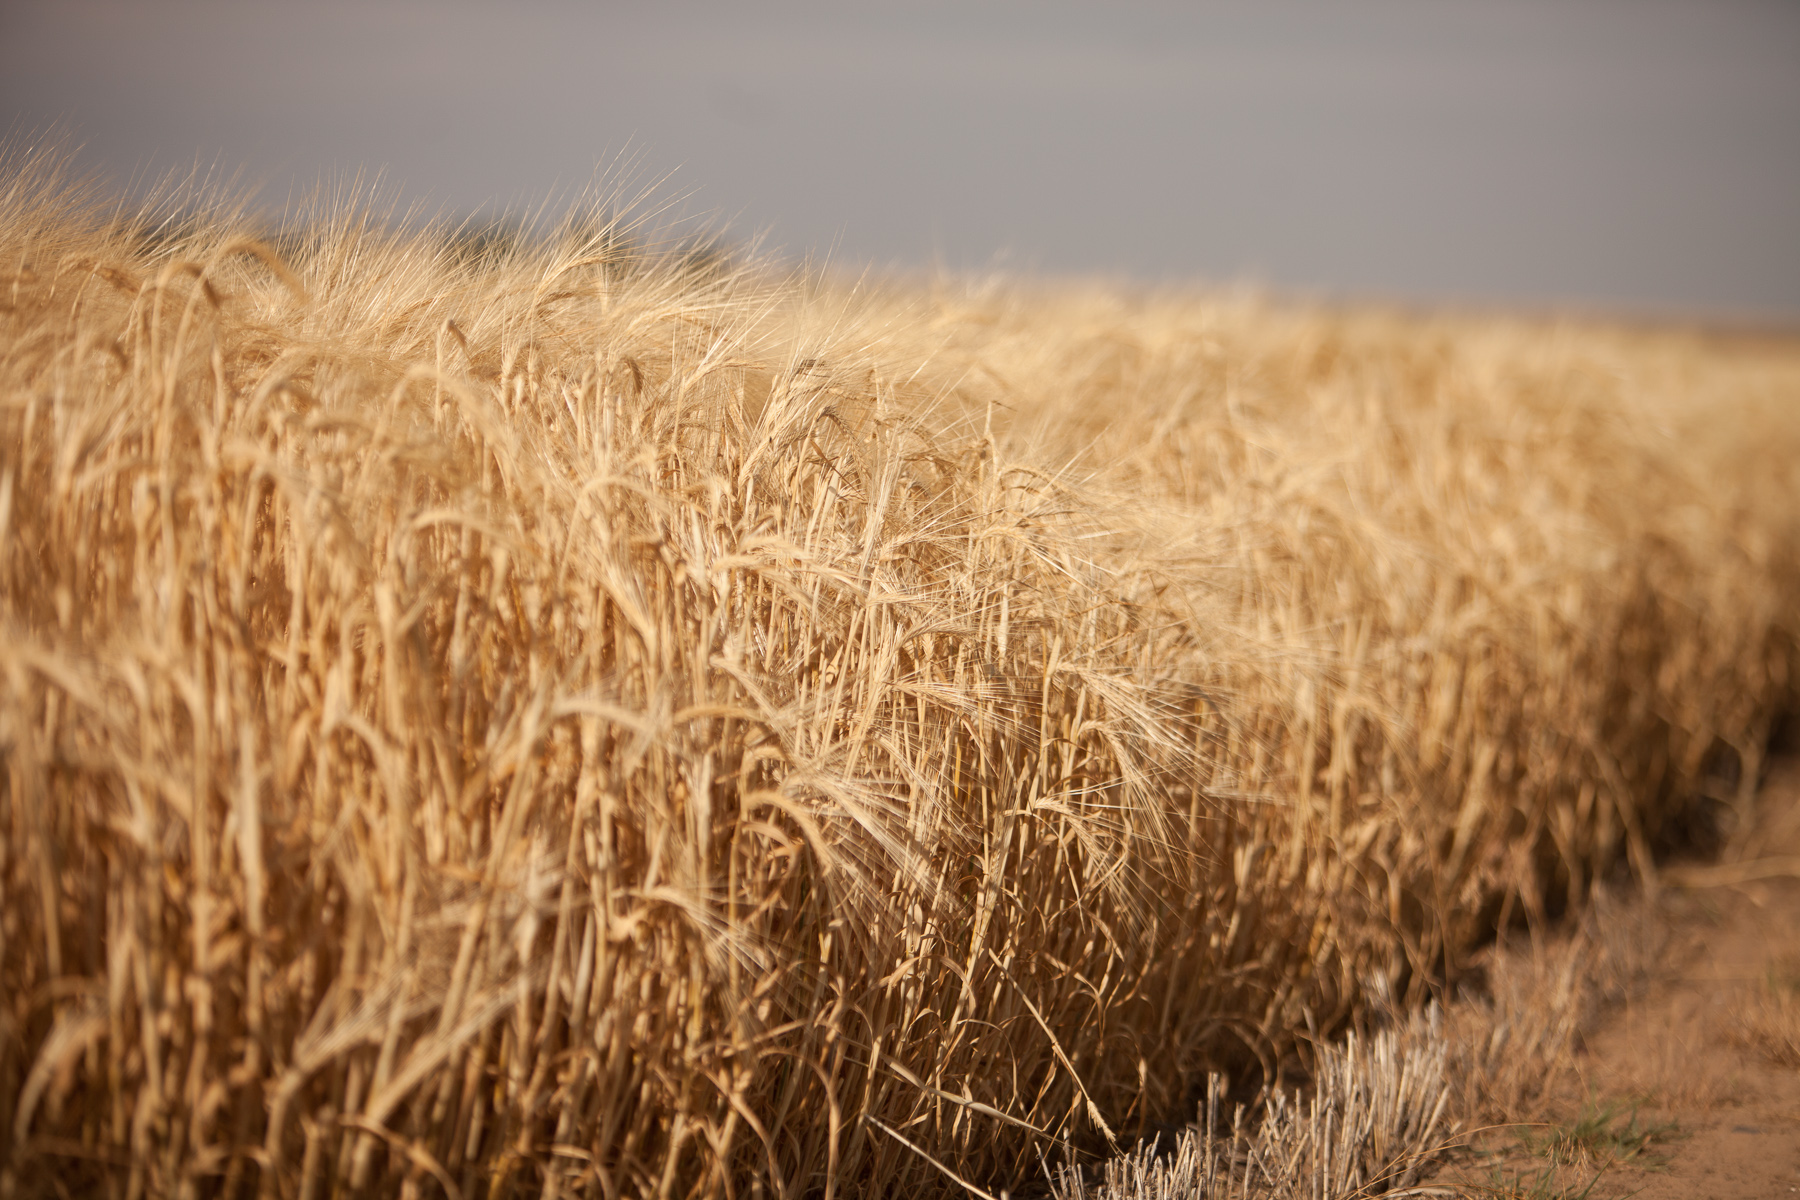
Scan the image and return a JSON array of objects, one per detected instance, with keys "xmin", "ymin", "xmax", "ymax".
[{"xmin": 2, "ymin": 148, "xmax": 1798, "ymax": 1199}]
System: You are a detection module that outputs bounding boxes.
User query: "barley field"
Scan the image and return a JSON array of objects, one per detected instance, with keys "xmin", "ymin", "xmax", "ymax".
[{"xmin": 1, "ymin": 150, "xmax": 1797, "ymax": 1198}]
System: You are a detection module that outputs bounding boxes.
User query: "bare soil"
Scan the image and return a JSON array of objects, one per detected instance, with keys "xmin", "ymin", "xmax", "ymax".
[{"xmin": 1445, "ymin": 757, "xmax": 1800, "ymax": 1199}]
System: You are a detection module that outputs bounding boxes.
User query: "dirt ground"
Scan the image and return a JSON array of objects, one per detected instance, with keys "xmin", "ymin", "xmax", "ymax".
[{"xmin": 1443, "ymin": 756, "xmax": 1800, "ymax": 1199}]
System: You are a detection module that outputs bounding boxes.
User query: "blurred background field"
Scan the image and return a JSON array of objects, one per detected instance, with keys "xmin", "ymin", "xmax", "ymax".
[
  {"xmin": 1, "ymin": 143, "xmax": 1797, "ymax": 1195},
  {"xmin": 7, "ymin": 1, "xmax": 1800, "ymax": 323}
]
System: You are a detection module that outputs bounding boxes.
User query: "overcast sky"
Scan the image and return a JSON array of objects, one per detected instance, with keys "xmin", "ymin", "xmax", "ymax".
[{"xmin": 4, "ymin": 1, "xmax": 1798, "ymax": 320}]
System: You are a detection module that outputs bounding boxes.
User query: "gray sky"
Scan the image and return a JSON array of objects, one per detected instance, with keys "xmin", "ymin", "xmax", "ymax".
[{"xmin": 5, "ymin": 1, "xmax": 1798, "ymax": 320}]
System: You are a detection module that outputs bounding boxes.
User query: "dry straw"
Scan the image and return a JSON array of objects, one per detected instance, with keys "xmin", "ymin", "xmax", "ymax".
[
  {"xmin": 1, "ymin": 147, "xmax": 1796, "ymax": 1198},
  {"xmin": 1046, "ymin": 1014, "xmax": 1451, "ymax": 1200}
]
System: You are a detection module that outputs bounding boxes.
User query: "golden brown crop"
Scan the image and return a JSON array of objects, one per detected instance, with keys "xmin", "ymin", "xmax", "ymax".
[{"xmin": 1, "ymin": 148, "xmax": 1795, "ymax": 1197}]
